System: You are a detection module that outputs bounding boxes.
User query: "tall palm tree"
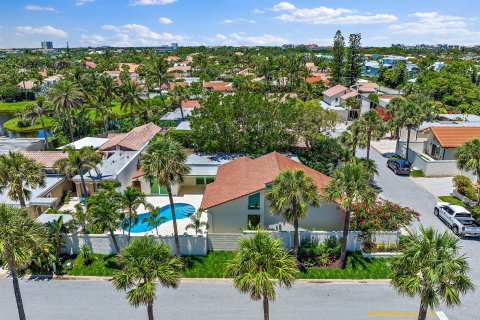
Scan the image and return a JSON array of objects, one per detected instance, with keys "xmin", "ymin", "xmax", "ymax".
[
  {"xmin": 95, "ymin": 74, "xmax": 118, "ymax": 132},
  {"xmin": 54, "ymin": 146, "xmax": 103, "ymax": 199},
  {"xmin": 340, "ymin": 120, "xmax": 362, "ymax": 159},
  {"xmin": 396, "ymin": 101, "xmax": 424, "ymax": 162},
  {"xmin": 46, "ymin": 215, "xmax": 67, "ymax": 260},
  {"xmin": 0, "ymin": 151, "xmax": 46, "ymax": 208},
  {"xmin": 357, "ymin": 110, "xmax": 385, "ymax": 161},
  {"xmin": 48, "ymin": 80, "xmax": 84, "ymax": 142},
  {"xmin": 86, "ymin": 190, "xmax": 124, "ymax": 253},
  {"xmin": 141, "ymin": 137, "xmax": 190, "ymax": 256},
  {"xmin": 226, "ymin": 231, "xmax": 297, "ymax": 320},
  {"xmin": 22, "ymin": 96, "xmax": 53, "ymax": 149},
  {"xmin": 146, "ymin": 56, "xmax": 173, "ymax": 109},
  {"xmin": 0, "ymin": 204, "xmax": 48, "ymax": 320},
  {"xmin": 121, "ymin": 186, "xmax": 147, "ymax": 242},
  {"xmin": 385, "ymin": 97, "xmax": 405, "ymax": 146},
  {"xmin": 324, "ymin": 159, "xmax": 377, "ymax": 269},
  {"xmin": 119, "ymin": 80, "xmax": 144, "ymax": 127},
  {"xmin": 185, "ymin": 209, "xmax": 209, "ymax": 235},
  {"xmin": 266, "ymin": 169, "xmax": 322, "ymax": 258},
  {"xmin": 391, "ymin": 226, "xmax": 474, "ymax": 320},
  {"xmin": 142, "ymin": 206, "xmax": 166, "ymax": 235},
  {"xmin": 455, "ymin": 138, "xmax": 480, "ymax": 204},
  {"xmin": 168, "ymin": 85, "xmax": 189, "ymax": 119},
  {"xmin": 112, "ymin": 236, "xmax": 183, "ymax": 320}
]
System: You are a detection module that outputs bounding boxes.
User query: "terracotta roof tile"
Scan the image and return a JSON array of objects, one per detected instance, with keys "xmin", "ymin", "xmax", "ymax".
[
  {"xmin": 200, "ymin": 152, "xmax": 331, "ymax": 209},
  {"xmin": 99, "ymin": 123, "xmax": 161, "ymax": 151},
  {"xmin": 322, "ymin": 84, "xmax": 350, "ymax": 97},
  {"xmin": 431, "ymin": 126, "xmax": 480, "ymax": 148},
  {"xmin": 21, "ymin": 151, "xmax": 68, "ymax": 169},
  {"xmin": 181, "ymin": 100, "xmax": 202, "ymax": 108}
]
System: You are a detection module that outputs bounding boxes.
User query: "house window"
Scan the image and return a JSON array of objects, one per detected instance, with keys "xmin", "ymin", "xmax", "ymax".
[
  {"xmin": 248, "ymin": 192, "xmax": 261, "ymax": 210},
  {"xmin": 205, "ymin": 177, "xmax": 215, "ymax": 184},
  {"xmin": 196, "ymin": 176, "xmax": 215, "ymax": 185},
  {"xmin": 150, "ymin": 181, "xmax": 168, "ymax": 195},
  {"xmin": 247, "ymin": 215, "xmax": 260, "ymax": 229}
]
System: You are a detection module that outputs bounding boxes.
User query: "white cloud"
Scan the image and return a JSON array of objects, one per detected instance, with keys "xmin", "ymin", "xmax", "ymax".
[
  {"xmin": 16, "ymin": 25, "xmax": 68, "ymax": 38},
  {"xmin": 80, "ymin": 33, "xmax": 105, "ymax": 46},
  {"xmin": 253, "ymin": 8, "xmax": 265, "ymax": 14},
  {"xmin": 220, "ymin": 18, "xmax": 256, "ymax": 25},
  {"xmin": 100, "ymin": 23, "xmax": 185, "ymax": 46},
  {"xmin": 131, "ymin": 0, "xmax": 177, "ymax": 5},
  {"xmin": 75, "ymin": 0, "xmax": 95, "ymax": 6},
  {"xmin": 272, "ymin": 2, "xmax": 397, "ymax": 25},
  {"xmin": 207, "ymin": 32, "xmax": 288, "ymax": 46},
  {"xmin": 159, "ymin": 17, "xmax": 173, "ymax": 24},
  {"xmin": 25, "ymin": 5, "xmax": 58, "ymax": 12},
  {"xmin": 389, "ymin": 12, "xmax": 480, "ymax": 44},
  {"xmin": 272, "ymin": 2, "xmax": 296, "ymax": 11}
]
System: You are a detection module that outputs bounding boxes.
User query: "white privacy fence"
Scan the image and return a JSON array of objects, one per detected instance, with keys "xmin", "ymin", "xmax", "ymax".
[{"xmin": 63, "ymin": 231, "xmax": 400, "ymax": 256}]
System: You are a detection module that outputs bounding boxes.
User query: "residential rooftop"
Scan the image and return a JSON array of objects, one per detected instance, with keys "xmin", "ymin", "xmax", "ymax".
[{"xmin": 430, "ymin": 126, "xmax": 480, "ymax": 148}]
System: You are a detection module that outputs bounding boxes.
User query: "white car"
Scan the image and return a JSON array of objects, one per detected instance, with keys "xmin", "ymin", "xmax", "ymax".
[{"xmin": 434, "ymin": 202, "xmax": 480, "ymax": 237}]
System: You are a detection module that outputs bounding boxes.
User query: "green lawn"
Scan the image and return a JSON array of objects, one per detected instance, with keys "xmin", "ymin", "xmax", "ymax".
[
  {"xmin": 438, "ymin": 196, "xmax": 466, "ymax": 207},
  {"xmin": 410, "ymin": 169, "xmax": 425, "ymax": 177},
  {"xmin": 67, "ymin": 251, "xmax": 391, "ymax": 279},
  {"xmin": 3, "ymin": 116, "xmax": 53, "ymax": 132},
  {"xmin": 0, "ymin": 101, "xmax": 34, "ymax": 113}
]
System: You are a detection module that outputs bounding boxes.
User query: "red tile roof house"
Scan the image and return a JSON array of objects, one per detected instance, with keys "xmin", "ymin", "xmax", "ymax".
[
  {"xmin": 322, "ymin": 84, "xmax": 357, "ymax": 108},
  {"xmin": 181, "ymin": 100, "xmax": 203, "ymax": 109},
  {"xmin": 99, "ymin": 123, "xmax": 161, "ymax": 152},
  {"xmin": 200, "ymin": 152, "xmax": 343, "ymax": 233}
]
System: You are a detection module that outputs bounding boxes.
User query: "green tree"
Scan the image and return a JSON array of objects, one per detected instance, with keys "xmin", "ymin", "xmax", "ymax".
[
  {"xmin": 141, "ymin": 137, "xmax": 190, "ymax": 255},
  {"xmin": 121, "ymin": 186, "xmax": 147, "ymax": 242},
  {"xmin": 357, "ymin": 110, "xmax": 385, "ymax": 161},
  {"xmin": 396, "ymin": 101, "xmax": 424, "ymax": 161},
  {"xmin": 54, "ymin": 146, "xmax": 103, "ymax": 198},
  {"xmin": 146, "ymin": 56, "xmax": 173, "ymax": 109},
  {"xmin": 46, "ymin": 215, "xmax": 67, "ymax": 260},
  {"xmin": 48, "ymin": 80, "xmax": 83, "ymax": 142},
  {"xmin": 95, "ymin": 74, "xmax": 118, "ymax": 132},
  {"xmin": 455, "ymin": 139, "xmax": 480, "ymax": 204},
  {"xmin": 142, "ymin": 206, "xmax": 166, "ymax": 235},
  {"xmin": 0, "ymin": 204, "xmax": 48, "ymax": 320},
  {"xmin": 331, "ymin": 30, "xmax": 345, "ymax": 85},
  {"xmin": 168, "ymin": 85, "xmax": 189, "ymax": 120},
  {"xmin": 22, "ymin": 96, "xmax": 53, "ymax": 149},
  {"xmin": 185, "ymin": 209, "xmax": 209, "ymax": 235},
  {"xmin": 340, "ymin": 120, "xmax": 362, "ymax": 159},
  {"xmin": 119, "ymin": 80, "xmax": 144, "ymax": 127},
  {"xmin": 345, "ymin": 33, "xmax": 362, "ymax": 86},
  {"xmin": 0, "ymin": 151, "xmax": 46, "ymax": 207},
  {"xmin": 324, "ymin": 159, "xmax": 377, "ymax": 268},
  {"xmin": 86, "ymin": 190, "xmax": 124, "ymax": 253},
  {"xmin": 391, "ymin": 227, "xmax": 474, "ymax": 320},
  {"xmin": 226, "ymin": 231, "xmax": 297, "ymax": 320},
  {"xmin": 266, "ymin": 169, "xmax": 322, "ymax": 257},
  {"xmin": 112, "ymin": 236, "xmax": 183, "ymax": 320}
]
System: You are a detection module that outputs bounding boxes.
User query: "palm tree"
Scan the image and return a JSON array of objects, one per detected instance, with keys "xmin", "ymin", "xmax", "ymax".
[
  {"xmin": 226, "ymin": 231, "xmax": 297, "ymax": 320},
  {"xmin": 0, "ymin": 151, "xmax": 46, "ymax": 207},
  {"xmin": 146, "ymin": 56, "xmax": 173, "ymax": 109},
  {"xmin": 385, "ymin": 97, "xmax": 405, "ymax": 145},
  {"xmin": 455, "ymin": 139, "xmax": 480, "ymax": 204},
  {"xmin": 324, "ymin": 159, "xmax": 377, "ymax": 269},
  {"xmin": 141, "ymin": 137, "xmax": 191, "ymax": 256},
  {"xmin": 391, "ymin": 226, "xmax": 474, "ymax": 320},
  {"xmin": 266, "ymin": 169, "xmax": 322, "ymax": 258},
  {"xmin": 121, "ymin": 186, "xmax": 147, "ymax": 242},
  {"xmin": 95, "ymin": 74, "xmax": 118, "ymax": 132},
  {"xmin": 112, "ymin": 236, "xmax": 183, "ymax": 320},
  {"xmin": 22, "ymin": 96, "xmax": 53, "ymax": 149},
  {"xmin": 46, "ymin": 215, "xmax": 67, "ymax": 260},
  {"xmin": 86, "ymin": 190, "xmax": 124, "ymax": 253},
  {"xmin": 168, "ymin": 85, "xmax": 189, "ymax": 119},
  {"xmin": 396, "ymin": 101, "xmax": 424, "ymax": 162},
  {"xmin": 185, "ymin": 209, "xmax": 209, "ymax": 235},
  {"xmin": 54, "ymin": 146, "xmax": 103, "ymax": 199},
  {"xmin": 48, "ymin": 80, "xmax": 83, "ymax": 142},
  {"xmin": 340, "ymin": 120, "xmax": 362, "ymax": 159},
  {"xmin": 119, "ymin": 80, "xmax": 144, "ymax": 127},
  {"xmin": 142, "ymin": 206, "xmax": 166, "ymax": 235},
  {"xmin": 357, "ymin": 110, "xmax": 385, "ymax": 161},
  {"xmin": 0, "ymin": 204, "xmax": 48, "ymax": 320}
]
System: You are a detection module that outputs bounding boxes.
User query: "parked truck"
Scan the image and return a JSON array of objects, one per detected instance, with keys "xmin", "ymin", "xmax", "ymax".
[{"xmin": 434, "ymin": 202, "xmax": 480, "ymax": 237}]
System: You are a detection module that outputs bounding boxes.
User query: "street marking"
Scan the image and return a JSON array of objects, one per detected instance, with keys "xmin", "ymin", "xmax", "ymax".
[
  {"xmin": 368, "ymin": 311, "xmax": 437, "ymax": 317},
  {"xmin": 435, "ymin": 311, "xmax": 449, "ymax": 320}
]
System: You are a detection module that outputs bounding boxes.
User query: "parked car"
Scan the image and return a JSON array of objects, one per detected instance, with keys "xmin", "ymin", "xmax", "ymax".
[
  {"xmin": 434, "ymin": 202, "xmax": 480, "ymax": 237},
  {"xmin": 382, "ymin": 152, "xmax": 401, "ymax": 158},
  {"xmin": 387, "ymin": 159, "xmax": 411, "ymax": 175}
]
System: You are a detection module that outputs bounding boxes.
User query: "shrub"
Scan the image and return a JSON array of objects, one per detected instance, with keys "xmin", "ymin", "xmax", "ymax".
[
  {"xmin": 410, "ymin": 169, "xmax": 425, "ymax": 177},
  {"xmin": 298, "ymin": 237, "xmax": 342, "ymax": 268},
  {"xmin": 470, "ymin": 207, "xmax": 480, "ymax": 221},
  {"xmin": 80, "ymin": 244, "xmax": 93, "ymax": 265},
  {"xmin": 167, "ymin": 129, "xmax": 194, "ymax": 148},
  {"xmin": 453, "ymin": 175, "xmax": 473, "ymax": 195}
]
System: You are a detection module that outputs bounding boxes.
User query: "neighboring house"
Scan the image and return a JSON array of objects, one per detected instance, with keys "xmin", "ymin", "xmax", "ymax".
[
  {"xmin": 58, "ymin": 137, "xmax": 109, "ymax": 150},
  {"xmin": 362, "ymin": 61, "xmax": 380, "ymax": 77},
  {"xmin": 98, "ymin": 123, "xmax": 161, "ymax": 152},
  {"xmin": 203, "ymin": 81, "xmax": 234, "ymax": 93},
  {"xmin": 181, "ymin": 100, "xmax": 202, "ymax": 109},
  {"xmin": 167, "ymin": 65, "xmax": 192, "ymax": 77},
  {"xmin": 160, "ymin": 108, "xmax": 193, "ymax": 124},
  {"xmin": 117, "ymin": 63, "xmax": 140, "ymax": 76},
  {"xmin": 322, "ymin": 85, "xmax": 360, "ymax": 120},
  {"xmin": 17, "ymin": 80, "xmax": 37, "ymax": 92},
  {"xmin": 322, "ymin": 84, "xmax": 355, "ymax": 107},
  {"xmin": 382, "ymin": 55, "xmax": 407, "ymax": 66},
  {"xmin": 200, "ymin": 152, "xmax": 343, "ymax": 233},
  {"xmin": 85, "ymin": 61, "xmax": 96, "ymax": 69},
  {"xmin": 41, "ymin": 75, "xmax": 61, "ymax": 91},
  {"xmin": 425, "ymin": 127, "xmax": 480, "ymax": 160},
  {"xmin": 431, "ymin": 62, "xmax": 446, "ymax": 72}
]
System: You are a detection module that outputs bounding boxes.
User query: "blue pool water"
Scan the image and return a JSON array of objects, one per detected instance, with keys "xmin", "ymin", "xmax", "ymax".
[{"xmin": 123, "ymin": 203, "xmax": 196, "ymax": 233}]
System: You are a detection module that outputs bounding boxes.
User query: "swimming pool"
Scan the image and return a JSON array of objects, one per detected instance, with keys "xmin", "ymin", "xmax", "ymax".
[{"xmin": 122, "ymin": 203, "xmax": 196, "ymax": 233}]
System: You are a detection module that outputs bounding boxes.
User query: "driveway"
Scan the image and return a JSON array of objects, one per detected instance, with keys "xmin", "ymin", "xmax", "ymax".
[{"xmin": 358, "ymin": 147, "xmax": 480, "ymax": 320}]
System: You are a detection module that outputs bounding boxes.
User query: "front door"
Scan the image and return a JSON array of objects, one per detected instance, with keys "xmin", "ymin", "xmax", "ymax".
[{"xmin": 132, "ymin": 180, "xmax": 141, "ymax": 191}]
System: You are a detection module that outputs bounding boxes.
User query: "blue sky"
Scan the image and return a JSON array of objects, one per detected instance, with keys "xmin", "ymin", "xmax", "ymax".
[{"xmin": 1, "ymin": 0, "xmax": 479, "ymax": 48}]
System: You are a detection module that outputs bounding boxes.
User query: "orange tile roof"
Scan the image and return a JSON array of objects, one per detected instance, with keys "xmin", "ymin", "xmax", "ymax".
[
  {"xmin": 305, "ymin": 76, "xmax": 322, "ymax": 83},
  {"xmin": 99, "ymin": 123, "xmax": 161, "ymax": 151},
  {"xmin": 431, "ymin": 126, "xmax": 480, "ymax": 148},
  {"xmin": 340, "ymin": 91, "xmax": 359, "ymax": 100},
  {"xmin": 200, "ymin": 152, "xmax": 331, "ymax": 209},
  {"xmin": 117, "ymin": 63, "xmax": 140, "ymax": 73},
  {"xmin": 181, "ymin": 100, "xmax": 202, "ymax": 108},
  {"xmin": 322, "ymin": 84, "xmax": 350, "ymax": 97},
  {"xmin": 21, "ymin": 151, "xmax": 68, "ymax": 169}
]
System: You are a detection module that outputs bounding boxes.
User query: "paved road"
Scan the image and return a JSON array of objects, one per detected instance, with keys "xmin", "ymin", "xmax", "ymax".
[
  {"xmin": 359, "ymin": 147, "xmax": 480, "ymax": 320},
  {"xmin": 0, "ymin": 279, "xmax": 450, "ymax": 320}
]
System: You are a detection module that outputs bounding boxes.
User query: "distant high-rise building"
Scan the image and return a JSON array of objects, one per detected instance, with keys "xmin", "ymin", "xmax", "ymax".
[
  {"xmin": 171, "ymin": 43, "xmax": 178, "ymax": 50},
  {"xmin": 41, "ymin": 41, "xmax": 53, "ymax": 50}
]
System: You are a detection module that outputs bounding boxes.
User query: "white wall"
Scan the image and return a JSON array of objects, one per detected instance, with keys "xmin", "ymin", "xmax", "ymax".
[
  {"xmin": 62, "ymin": 234, "xmax": 207, "ymax": 256},
  {"xmin": 115, "ymin": 153, "xmax": 141, "ymax": 192}
]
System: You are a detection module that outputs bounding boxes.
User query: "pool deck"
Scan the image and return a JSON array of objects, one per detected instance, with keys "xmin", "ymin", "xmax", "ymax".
[{"xmin": 116, "ymin": 186, "xmax": 206, "ymax": 236}]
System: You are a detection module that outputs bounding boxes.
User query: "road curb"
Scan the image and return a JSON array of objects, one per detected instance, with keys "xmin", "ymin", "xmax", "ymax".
[{"xmin": 0, "ymin": 274, "xmax": 390, "ymax": 285}]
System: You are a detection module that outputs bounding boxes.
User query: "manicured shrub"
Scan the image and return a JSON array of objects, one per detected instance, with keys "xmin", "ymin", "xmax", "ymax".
[
  {"xmin": 453, "ymin": 175, "xmax": 473, "ymax": 195},
  {"xmin": 298, "ymin": 237, "xmax": 342, "ymax": 267},
  {"xmin": 167, "ymin": 129, "xmax": 194, "ymax": 148}
]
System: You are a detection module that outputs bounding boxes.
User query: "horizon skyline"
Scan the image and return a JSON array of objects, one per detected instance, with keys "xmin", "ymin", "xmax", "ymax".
[{"xmin": 1, "ymin": 0, "xmax": 479, "ymax": 48}]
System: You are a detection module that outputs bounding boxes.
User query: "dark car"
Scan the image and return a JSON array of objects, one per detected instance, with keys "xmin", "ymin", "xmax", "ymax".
[
  {"xmin": 382, "ymin": 152, "xmax": 401, "ymax": 159},
  {"xmin": 387, "ymin": 159, "xmax": 411, "ymax": 175}
]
